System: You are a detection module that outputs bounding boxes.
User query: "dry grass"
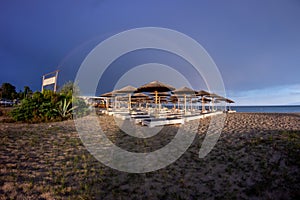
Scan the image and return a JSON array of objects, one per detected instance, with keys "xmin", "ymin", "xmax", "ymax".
[{"xmin": 0, "ymin": 112, "xmax": 299, "ymax": 199}]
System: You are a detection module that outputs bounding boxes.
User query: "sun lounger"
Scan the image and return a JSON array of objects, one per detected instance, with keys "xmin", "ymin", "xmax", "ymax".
[
  {"xmin": 131, "ymin": 113, "xmax": 150, "ymax": 118},
  {"xmin": 130, "ymin": 110, "xmax": 148, "ymax": 115},
  {"xmin": 131, "ymin": 115, "xmax": 152, "ymax": 124},
  {"xmin": 114, "ymin": 113, "xmax": 131, "ymax": 120},
  {"xmin": 107, "ymin": 110, "xmax": 129, "ymax": 116},
  {"xmin": 141, "ymin": 117, "xmax": 184, "ymax": 128},
  {"xmin": 223, "ymin": 110, "xmax": 236, "ymax": 113}
]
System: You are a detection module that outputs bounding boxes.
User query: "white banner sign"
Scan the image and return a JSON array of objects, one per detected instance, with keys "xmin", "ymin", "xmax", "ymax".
[{"xmin": 43, "ymin": 76, "xmax": 56, "ymax": 86}]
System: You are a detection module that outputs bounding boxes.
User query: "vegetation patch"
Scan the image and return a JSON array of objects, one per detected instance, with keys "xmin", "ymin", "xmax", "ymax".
[{"xmin": 10, "ymin": 82, "xmax": 89, "ymax": 123}]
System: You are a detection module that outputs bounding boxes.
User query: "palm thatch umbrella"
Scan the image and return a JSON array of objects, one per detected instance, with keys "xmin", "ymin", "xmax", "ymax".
[
  {"xmin": 225, "ymin": 98, "xmax": 235, "ymax": 111},
  {"xmin": 159, "ymin": 97, "xmax": 168, "ymax": 109},
  {"xmin": 170, "ymin": 95, "xmax": 179, "ymax": 109},
  {"xmin": 131, "ymin": 93, "xmax": 150, "ymax": 109},
  {"xmin": 200, "ymin": 97, "xmax": 211, "ymax": 103},
  {"xmin": 100, "ymin": 91, "xmax": 114, "ymax": 97},
  {"xmin": 172, "ymin": 86, "xmax": 196, "ymax": 114},
  {"xmin": 196, "ymin": 90, "xmax": 211, "ymax": 112},
  {"xmin": 115, "ymin": 85, "xmax": 137, "ymax": 110},
  {"xmin": 149, "ymin": 91, "xmax": 171, "ymax": 111},
  {"xmin": 131, "ymin": 92, "xmax": 148, "ymax": 98},
  {"xmin": 158, "ymin": 96, "xmax": 168, "ymax": 103},
  {"xmin": 172, "ymin": 86, "xmax": 196, "ymax": 94},
  {"xmin": 215, "ymin": 97, "xmax": 235, "ymax": 111},
  {"xmin": 206, "ymin": 93, "xmax": 223, "ymax": 111},
  {"xmin": 136, "ymin": 81, "xmax": 175, "ymax": 114},
  {"xmin": 100, "ymin": 91, "xmax": 116, "ymax": 109},
  {"xmin": 197, "ymin": 90, "xmax": 210, "ymax": 96},
  {"xmin": 225, "ymin": 98, "xmax": 234, "ymax": 103},
  {"xmin": 149, "ymin": 91, "xmax": 170, "ymax": 96},
  {"xmin": 116, "ymin": 85, "xmax": 137, "ymax": 93}
]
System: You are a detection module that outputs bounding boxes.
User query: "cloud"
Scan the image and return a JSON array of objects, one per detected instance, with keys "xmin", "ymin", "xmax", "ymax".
[{"xmin": 232, "ymin": 84, "xmax": 300, "ymax": 105}]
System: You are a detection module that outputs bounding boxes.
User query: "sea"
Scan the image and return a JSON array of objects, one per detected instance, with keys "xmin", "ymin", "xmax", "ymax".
[{"xmin": 231, "ymin": 105, "xmax": 300, "ymax": 113}]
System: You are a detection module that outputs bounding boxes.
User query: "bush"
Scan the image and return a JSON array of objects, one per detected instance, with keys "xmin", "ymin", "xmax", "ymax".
[
  {"xmin": 11, "ymin": 91, "xmax": 58, "ymax": 122},
  {"xmin": 10, "ymin": 90, "xmax": 88, "ymax": 123},
  {"xmin": 57, "ymin": 81, "xmax": 89, "ymax": 118},
  {"xmin": 10, "ymin": 81, "xmax": 89, "ymax": 123},
  {"xmin": 72, "ymin": 97, "xmax": 90, "ymax": 117}
]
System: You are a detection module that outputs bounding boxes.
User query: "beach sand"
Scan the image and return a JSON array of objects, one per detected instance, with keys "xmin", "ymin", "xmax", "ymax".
[{"xmin": 0, "ymin": 112, "xmax": 299, "ymax": 199}]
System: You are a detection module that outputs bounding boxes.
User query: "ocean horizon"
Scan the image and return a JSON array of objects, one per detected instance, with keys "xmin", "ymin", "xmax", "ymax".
[{"xmin": 231, "ymin": 105, "xmax": 300, "ymax": 113}]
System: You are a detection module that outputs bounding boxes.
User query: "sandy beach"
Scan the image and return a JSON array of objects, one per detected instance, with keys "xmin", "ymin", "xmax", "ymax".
[{"xmin": 0, "ymin": 112, "xmax": 299, "ymax": 199}]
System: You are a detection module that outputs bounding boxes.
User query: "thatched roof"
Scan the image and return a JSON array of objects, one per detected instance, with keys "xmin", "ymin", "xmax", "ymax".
[
  {"xmin": 131, "ymin": 93, "xmax": 149, "ymax": 98},
  {"xmin": 225, "ymin": 98, "xmax": 235, "ymax": 103},
  {"xmin": 115, "ymin": 85, "xmax": 137, "ymax": 93},
  {"xmin": 172, "ymin": 86, "xmax": 196, "ymax": 95},
  {"xmin": 100, "ymin": 91, "xmax": 115, "ymax": 97},
  {"xmin": 136, "ymin": 81, "xmax": 175, "ymax": 92},
  {"xmin": 196, "ymin": 90, "xmax": 210, "ymax": 96},
  {"xmin": 170, "ymin": 95, "xmax": 178, "ymax": 102},
  {"xmin": 206, "ymin": 93, "xmax": 223, "ymax": 98}
]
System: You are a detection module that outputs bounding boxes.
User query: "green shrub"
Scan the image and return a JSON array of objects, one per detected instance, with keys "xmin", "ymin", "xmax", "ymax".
[
  {"xmin": 11, "ymin": 91, "xmax": 57, "ymax": 122},
  {"xmin": 10, "ymin": 81, "xmax": 89, "ymax": 123},
  {"xmin": 72, "ymin": 97, "xmax": 89, "ymax": 117},
  {"xmin": 10, "ymin": 90, "xmax": 88, "ymax": 123}
]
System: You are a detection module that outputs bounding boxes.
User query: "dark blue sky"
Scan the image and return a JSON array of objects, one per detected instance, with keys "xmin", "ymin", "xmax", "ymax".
[{"xmin": 1, "ymin": 0, "xmax": 299, "ymax": 105}]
